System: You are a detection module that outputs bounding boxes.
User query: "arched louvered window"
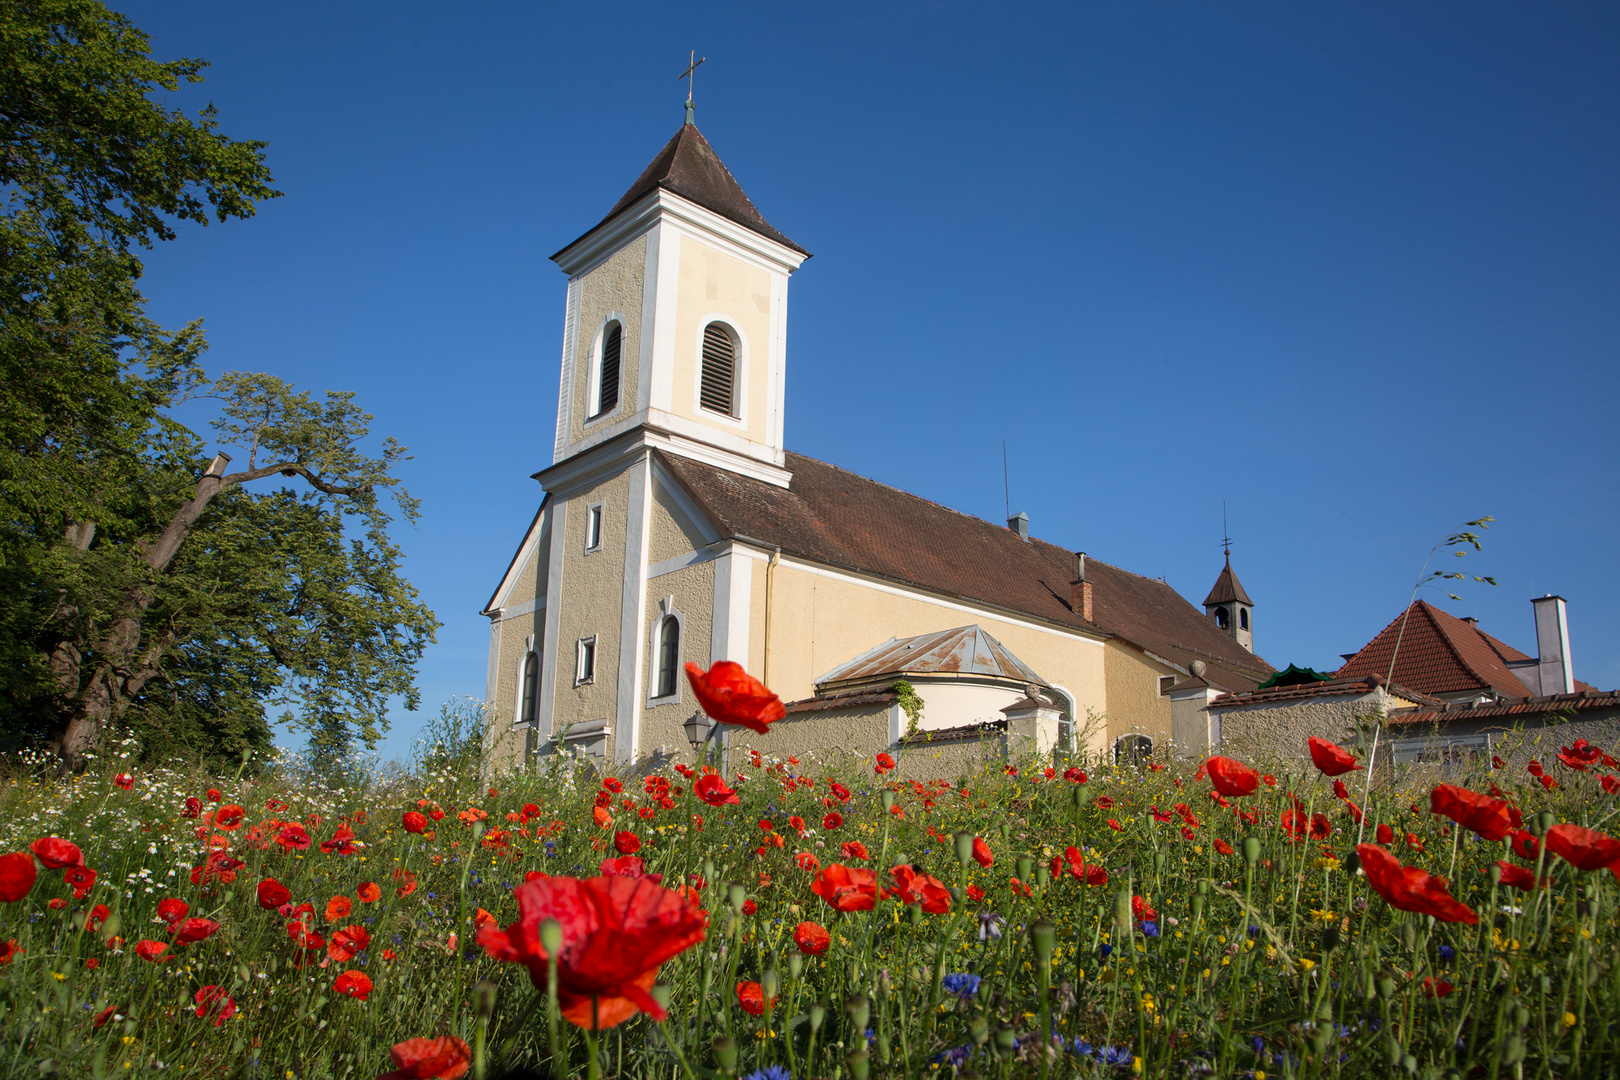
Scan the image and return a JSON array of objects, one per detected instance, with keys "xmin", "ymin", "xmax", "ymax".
[
  {"xmin": 593, "ymin": 322, "xmax": 622, "ymax": 418},
  {"xmin": 699, "ymin": 322, "xmax": 737, "ymax": 416},
  {"xmin": 518, "ymin": 652, "xmax": 539, "ymax": 726},
  {"xmin": 1214, "ymin": 607, "xmax": 1230, "ymax": 630},
  {"xmin": 656, "ymin": 616, "xmax": 680, "ymax": 698}
]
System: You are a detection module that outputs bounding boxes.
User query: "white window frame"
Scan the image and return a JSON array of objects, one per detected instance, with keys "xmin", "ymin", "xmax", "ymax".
[
  {"xmin": 514, "ymin": 637, "xmax": 541, "ymax": 728},
  {"xmin": 691, "ymin": 316, "xmax": 749, "ymax": 427},
  {"xmin": 575, "ymin": 636, "xmax": 597, "ymax": 686},
  {"xmin": 584, "ymin": 314, "xmax": 627, "ymax": 427},
  {"xmin": 647, "ymin": 597, "xmax": 684, "ymax": 706},
  {"xmin": 583, "ymin": 502, "xmax": 604, "ymax": 554}
]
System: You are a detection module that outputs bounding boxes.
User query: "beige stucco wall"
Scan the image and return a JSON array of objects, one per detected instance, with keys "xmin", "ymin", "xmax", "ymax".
[
  {"xmin": 896, "ymin": 730, "xmax": 1009, "ymax": 781},
  {"xmin": 549, "ymin": 472, "xmax": 636, "ymax": 749},
  {"xmin": 669, "ymin": 238, "xmax": 774, "ymax": 448},
  {"xmin": 741, "ymin": 703, "xmax": 894, "ymax": 775},
  {"xmin": 757, "ymin": 560, "xmax": 1109, "ymax": 756},
  {"xmin": 484, "ymin": 523, "xmax": 551, "ymax": 772},
  {"xmin": 1102, "ymin": 641, "xmax": 1176, "ymax": 751},
  {"xmin": 1216, "ymin": 691, "xmax": 1389, "ymax": 768},
  {"xmin": 566, "ymin": 236, "xmax": 647, "ymax": 446},
  {"xmin": 639, "ymin": 558, "xmax": 717, "ymax": 765},
  {"xmin": 908, "ymin": 680, "xmax": 1029, "ymax": 733},
  {"xmin": 647, "ymin": 476, "xmax": 713, "ymax": 565}
]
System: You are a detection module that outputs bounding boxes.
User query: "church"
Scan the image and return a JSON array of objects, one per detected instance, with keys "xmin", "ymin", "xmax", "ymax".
[{"xmin": 481, "ymin": 113, "xmax": 1273, "ymax": 775}]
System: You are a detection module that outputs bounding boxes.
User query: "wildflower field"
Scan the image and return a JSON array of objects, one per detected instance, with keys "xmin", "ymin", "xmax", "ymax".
[{"xmin": 3, "ymin": 672, "xmax": 1619, "ymax": 1079}]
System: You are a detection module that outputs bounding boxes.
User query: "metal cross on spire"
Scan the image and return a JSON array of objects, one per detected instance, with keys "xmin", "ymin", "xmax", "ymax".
[
  {"xmin": 1222, "ymin": 498, "xmax": 1232, "ymax": 559},
  {"xmin": 679, "ymin": 51, "xmax": 705, "ymax": 125}
]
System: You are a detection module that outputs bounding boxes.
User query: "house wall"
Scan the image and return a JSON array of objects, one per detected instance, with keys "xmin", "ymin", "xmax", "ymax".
[
  {"xmin": 1215, "ymin": 691, "xmax": 1388, "ymax": 767},
  {"xmin": 757, "ymin": 558, "xmax": 1109, "ymax": 754},
  {"xmin": 638, "ymin": 558, "xmax": 718, "ymax": 766},
  {"xmin": 909, "ymin": 681, "xmax": 1030, "ymax": 734},
  {"xmin": 669, "ymin": 237, "xmax": 775, "ymax": 450},
  {"xmin": 755, "ymin": 702, "xmax": 895, "ymax": 774},
  {"xmin": 896, "ymin": 731, "xmax": 1009, "ymax": 781},
  {"xmin": 565, "ymin": 236, "xmax": 647, "ymax": 447},
  {"xmin": 1102, "ymin": 641, "xmax": 1176, "ymax": 752},
  {"xmin": 1383, "ymin": 707, "xmax": 1620, "ymax": 775},
  {"xmin": 484, "ymin": 521, "xmax": 551, "ymax": 773}
]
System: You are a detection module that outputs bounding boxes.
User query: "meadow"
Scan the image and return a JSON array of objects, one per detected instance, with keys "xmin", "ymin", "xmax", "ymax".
[{"xmin": 2, "ymin": 699, "xmax": 1618, "ymax": 1080}]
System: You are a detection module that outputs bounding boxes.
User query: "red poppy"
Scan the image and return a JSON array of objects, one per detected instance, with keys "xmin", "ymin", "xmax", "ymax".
[
  {"xmin": 1428, "ymin": 784, "xmax": 1520, "ymax": 842},
  {"xmin": 1307, "ymin": 737, "xmax": 1361, "ymax": 777},
  {"xmin": 394, "ymin": 869, "xmax": 418, "ymax": 897},
  {"xmin": 1509, "ymin": 829, "xmax": 1539, "ymax": 861},
  {"xmin": 357, "ymin": 881, "xmax": 381, "ymax": 903},
  {"xmin": 215, "ymin": 804, "xmax": 246, "ymax": 830},
  {"xmin": 794, "ymin": 852, "xmax": 821, "ymax": 873},
  {"xmin": 1064, "ymin": 767, "xmax": 1087, "ymax": 783},
  {"xmin": 402, "ymin": 811, "xmax": 428, "ymax": 834},
  {"xmin": 113, "ymin": 773, "xmax": 134, "ymax": 790},
  {"xmin": 793, "ymin": 921, "xmax": 831, "ymax": 955},
  {"xmin": 276, "ymin": 824, "xmax": 311, "ymax": 851},
  {"xmin": 1492, "ymin": 861, "xmax": 1545, "ymax": 891},
  {"xmin": 888, "ymin": 865, "xmax": 951, "ymax": 914},
  {"xmin": 64, "ymin": 865, "xmax": 98, "ymax": 897},
  {"xmin": 693, "ymin": 773, "xmax": 740, "ymax": 807},
  {"xmin": 328, "ymin": 924, "xmax": 373, "ymax": 962},
  {"xmin": 333, "ymin": 970, "xmax": 373, "ymax": 1000},
  {"xmin": 1056, "ymin": 846, "xmax": 1109, "ymax": 886},
  {"xmin": 1421, "ymin": 977, "xmax": 1453, "ymax": 998},
  {"xmin": 206, "ymin": 788, "xmax": 222, "ymax": 802},
  {"xmin": 613, "ymin": 831, "xmax": 642, "ymax": 855},
  {"xmin": 1214, "ymin": 839, "xmax": 1234, "ymax": 855},
  {"xmin": 1376, "ymin": 823, "xmax": 1395, "ymax": 846},
  {"xmin": 601, "ymin": 777, "xmax": 624, "ymax": 794},
  {"xmin": 30, "ymin": 836, "xmax": 83, "ymax": 869},
  {"xmin": 810, "ymin": 864, "xmax": 882, "ymax": 912},
  {"xmin": 839, "ymin": 840, "xmax": 870, "ymax": 861},
  {"xmin": 1354, "ymin": 843, "xmax": 1477, "ymax": 924},
  {"xmin": 325, "ymin": 896, "xmax": 353, "ymax": 923},
  {"xmin": 875, "ymin": 753, "xmax": 896, "ymax": 774},
  {"xmin": 134, "ymin": 939, "xmax": 169, "ymax": 962},
  {"xmin": 822, "ymin": 812, "xmax": 843, "ymax": 830},
  {"xmin": 736, "ymin": 980, "xmax": 773, "ymax": 1016},
  {"xmin": 1603, "ymin": 775, "xmax": 1620, "ymax": 795},
  {"xmin": 0, "ymin": 939, "xmax": 21, "ymax": 965},
  {"xmin": 156, "ymin": 897, "xmax": 189, "ymax": 926},
  {"xmin": 1205, "ymin": 757, "xmax": 1260, "ymax": 797},
  {"xmin": 0, "ymin": 853, "xmax": 37, "ymax": 903},
  {"xmin": 320, "ymin": 823, "xmax": 360, "ymax": 855},
  {"xmin": 192, "ymin": 985, "xmax": 237, "ymax": 1026},
  {"xmin": 972, "ymin": 836, "xmax": 994, "ymax": 868},
  {"xmin": 602, "ymin": 857, "xmax": 663, "ymax": 884},
  {"xmin": 1544, "ymin": 824, "xmax": 1620, "ymax": 872},
  {"xmin": 93, "ymin": 1004, "xmax": 117, "ymax": 1027},
  {"xmin": 183, "ymin": 796, "xmax": 203, "ymax": 819},
  {"xmin": 377, "ymin": 1036, "xmax": 472, "ymax": 1080},
  {"xmin": 1332, "ymin": 780, "xmax": 1350, "ymax": 800},
  {"xmin": 256, "ymin": 878, "xmax": 291, "ymax": 909},
  {"xmin": 684, "ymin": 661, "xmax": 786, "ymax": 735},
  {"xmin": 171, "ymin": 918, "xmax": 221, "ymax": 944},
  {"xmin": 85, "ymin": 903, "xmax": 111, "ymax": 931},
  {"xmin": 478, "ymin": 875, "xmax": 707, "ymax": 1028}
]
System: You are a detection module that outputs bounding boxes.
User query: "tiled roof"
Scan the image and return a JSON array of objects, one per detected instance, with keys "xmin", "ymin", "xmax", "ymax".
[
  {"xmin": 659, "ymin": 450, "xmax": 1274, "ymax": 693},
  {"xmin": 783, "ymin": 690, "xmax": 897, "ymax": 716},
  {"xmin": 1389, "ymin": 688, "xmax": 1620, "ymax": 726},
  {"xmin": 1210, "ymin": 676, "xmax": 1445, "ymax": 710},
  {"xmin": 558, "ymin": 124, "xmax": 809, "ymax": 259},
  {"xmin": 899, "ymin": 719, "xmax": 1007, "ymax": 746},
  {"xmin": 815, "ymin": 625, "xmax": 1046, "ymax": 689},
  {"xmin": 1336, "ymin": 600, "xmax": 1538, "ymax": 699},
  {"xmin": 1202, "ymin": 554, "xmax": 1253, "ymax": 607}
]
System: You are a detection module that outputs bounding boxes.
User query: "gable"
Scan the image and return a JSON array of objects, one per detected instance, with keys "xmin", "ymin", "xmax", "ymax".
[
  {"xmin": 484, "ymin": 500, "xmax": 551, "ymax": 615},
  {"xmin": 1337, "ymin": 600, "xmax": 1535, "ymax": 699}
]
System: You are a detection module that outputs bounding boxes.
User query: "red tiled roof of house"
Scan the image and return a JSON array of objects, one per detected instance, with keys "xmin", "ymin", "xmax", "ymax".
[
  {"xmin": 554, "ymin": 124, "xmax": 809, "ymax": 259},
  {"xmin": 1210, "ymin": 676, "xmax": 1445, "ymax": 710},
  {"xmin": 783, "ymin": 690, "xmax": 897, "ymax": 715},
  {"xmin": 1389, "ymin": 688, "xmax": 1620, "ymax": 726},
  {"xmin": 659, "ymin": 450, "xmax": 1274, "ymax": 693},
  {"xmin": 1335, "ymin": 600, "xmax": 1541, "ymax": 699}
]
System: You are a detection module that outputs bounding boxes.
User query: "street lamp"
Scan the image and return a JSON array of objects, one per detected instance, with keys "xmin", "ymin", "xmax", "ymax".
[{"xmin": 683, "ymin": 710, "xmax": 712, "ymax": 755}]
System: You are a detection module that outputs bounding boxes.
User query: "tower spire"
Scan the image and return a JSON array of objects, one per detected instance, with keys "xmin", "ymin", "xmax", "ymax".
[{"xmin": 679, "ymin": 51, "xmax": 705, "ymax": 126}]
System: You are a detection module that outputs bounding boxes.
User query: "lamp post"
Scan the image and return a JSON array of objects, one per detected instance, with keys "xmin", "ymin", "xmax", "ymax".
[{"xmin": 683, "ymin": 710, "xmax": 712, "ymax": 758}]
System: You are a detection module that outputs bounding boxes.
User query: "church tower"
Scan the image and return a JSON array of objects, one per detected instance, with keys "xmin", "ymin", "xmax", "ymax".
[
  {"xmin": 1203, "ymin": 553, "xmax": 1254, "ymax": 653},
  {"xmin": 548, "ymin": 116, "xmax": 811, "ymax": 487}
]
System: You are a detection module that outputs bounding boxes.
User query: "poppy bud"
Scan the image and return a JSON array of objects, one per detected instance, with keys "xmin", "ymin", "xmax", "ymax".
[
  {"xmin": 1030, "ymin": 919, "xmax": 1056, "ymax": 963},
  {"xmin": 1190, "ymin": 895, "xmax": 1205, "ymax": 924},
  {"xmin": 1401, "ymin": 922, "xmax": 1417, "ymax": 951},
  {"xmin": 996, "ymin": 821, "xmax": 1009, "ymax": 840},
  {"xmin": 968, "ymin": 1013, "xmax": 990, "ymax": 1045},
  {"xmin": 1152, "ymin": 852, "xmax": 1167, "ymax": 876},
  {"xmin": 650, "ymin": 982, "xmax": 672, "ymax": 1013},
  {"xmin": 1530, "ymin": 810, "xmax": 1557, "ymax": 836},
  {"xmin": 1401, "ymin": 1053, "xmax": 1418, "ymax": 1075},
  {"xmin": 880, "ymin": 790, "xmax": 895, "ymax": 811},
  {"xmin": 846, "ymin": 994, "xmax": 870, "ymax": 1032},
  {"xmin": 1015, "ymin": 855, "xmax": 1034, "ymax": 881},
  {"xmin": 472, "ymin": 980, "xmax": 497, "ymax": 1019},
  {"xmin": 1513, "ymin": 1004, "xmax": 1530, "ymax": 1027},
  {"xmin": 808, "ymin": 1002, "xmax": 827, "ymax": 1032},
  {"xmin": 712, "ymin": 1036, "xmax": 737, "ymax": 1072},
  {"xmin": 875, "ymin": 1032, "xmax": 892, "ymax": 1064},
  {"xmin": 1034, "ymin": 864, "xmax": 1051, "ymax": 888},
  {"xmin": 787, "ymin": 953, "xmax": 804, "ymax": 980},
  {"xmin": 954, "ymin": 832, "xmax": 975, "ymax": 866},
  {"xmin": 1113, "ymin": 890, "xmax": 1134, "ymax": 935},
  {"xmin": 1342, "ymin": 850, "xmax": 1360, "ymax": 875},
  {"xmin": 538, "ymin": 918, "xmax": 562, "ymax": 958},
  {"xmin": 702, "ymin": 858, "xmax": 716, "ymax": 881},
  {"xmin": 994, "ymin": 1025, "xmax": 1019, "ymax": 1057},
  {"xmin": 1321, "ymin": 925, "xmax": 1341, "ymax": 953},
  {"xmin": 761, "ymin": 969, "xmax": 779, "ymax": 1002},
  {"xmin": 1376, "ymin": 971, "xmax": 1396, "ymax": 999},
  {"xmin": 1242, "ymin": 837, "xmax": 1262, "ymax": 866},
  {"xmin": 1308, "ymin": 1026, "xmax": 1332, "ymax": 1054},
  {"xmin": 845, "ymin": 1049, "xmax": 871, "ymax": 1080},
  {"xmin": 1502, "ymin": 1034, "xmax": 1526, "ymax": 1065},
  {"xmin": 908, "ymin": 904, "xmax": 923, "ymax": 926}
]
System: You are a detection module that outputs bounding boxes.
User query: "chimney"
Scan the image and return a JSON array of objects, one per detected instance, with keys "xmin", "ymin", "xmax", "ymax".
[
  {"xmin": 1007, "ymin": 511, "xmax": 1029, "ymax": 542},
  {"xmin": 1461, "ymin": 616, "xmax": 1479, "ymax": 627},
  {"xmin": 1070, "ymin": 551, "xmax": 1094, "ymax": 622},
  {"xmin": 1532, "ymin": 595, "xmax": 1574, "ymax": 695}
]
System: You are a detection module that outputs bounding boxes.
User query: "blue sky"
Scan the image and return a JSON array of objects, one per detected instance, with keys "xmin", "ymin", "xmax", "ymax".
[{"xmin": 118, "ymin": 2, "xmax": 1620, "ymax": 763}]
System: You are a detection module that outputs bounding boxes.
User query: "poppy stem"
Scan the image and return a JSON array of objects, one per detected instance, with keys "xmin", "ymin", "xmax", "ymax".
[
  {"xmin": 583, "ymin": 1004, "xmax": 600, "ymax": 1080},
  {"xmin": 546, "ymin": 951, "xmax": 563, "ymax": 1080},
  {"xmin": 658, "ymin": 1020, "xmax": 699, "ymax": 1080}
]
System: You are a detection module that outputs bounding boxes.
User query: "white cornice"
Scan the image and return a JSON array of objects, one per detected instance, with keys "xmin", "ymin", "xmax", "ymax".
[
  {"xmin": 553, "ymin": 190, "xmax": 808, "ymax": 279},
  {"xmin": 537, "ymin": 423, "xmax": 793, "ymax": 495}
]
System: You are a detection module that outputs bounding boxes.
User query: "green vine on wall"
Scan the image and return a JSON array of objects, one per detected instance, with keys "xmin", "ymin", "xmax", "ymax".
[{"xmin": 892, "ymin": 679, "xmax": 924, "ymax": 738}]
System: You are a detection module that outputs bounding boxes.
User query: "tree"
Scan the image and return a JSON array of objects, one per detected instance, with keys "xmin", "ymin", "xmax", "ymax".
[{"xmin": 0, "ymin": 1, "xmax": 438, "ymax": 767}]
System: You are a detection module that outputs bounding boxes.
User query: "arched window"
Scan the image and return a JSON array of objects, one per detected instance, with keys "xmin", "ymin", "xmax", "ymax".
[
  {"xmin": 699, "ymin": 322, "xmax": 737, "ymax": 416},
  {"xmin": 1214, "ymin": 607, "xmax": 1230, "ymax": 630},
  {"xmin": 592, "ymin": 321, "xmax": 622, "ymax": 418},
  {"xmin": 1113, "ymin": 733, "xmax": 1153, "ymax": 766},
  {"xmin": 518, "ymin": 652, "xmax": 539, "ymax": 726},
  {"xmin": 656, "ymin": 616, "xmax": 681, "ymax": 698},
  {"xmin": 1238, "ymin": 608, "xmax": 1249, "ymax": 631}
]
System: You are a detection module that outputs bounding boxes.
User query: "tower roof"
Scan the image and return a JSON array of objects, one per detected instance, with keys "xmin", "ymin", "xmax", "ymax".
[
  {"xmin": 556, "ymin": 124, "xmax": 809, "ymax": 260},
  {"xmin": 1202, "ymin": 554, "xmax": 1253, "ymax": 608}
]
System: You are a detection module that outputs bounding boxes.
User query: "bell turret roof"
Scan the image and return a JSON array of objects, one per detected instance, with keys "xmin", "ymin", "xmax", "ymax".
[{"xmin": 1202, "ymin": 553, "xmax": 1253, "ymax": 608}]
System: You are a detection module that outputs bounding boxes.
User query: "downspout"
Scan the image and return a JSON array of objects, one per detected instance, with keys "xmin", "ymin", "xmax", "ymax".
[{"xmin": 763, "ymin": 546, "xmax": 781, "ymax": 687}]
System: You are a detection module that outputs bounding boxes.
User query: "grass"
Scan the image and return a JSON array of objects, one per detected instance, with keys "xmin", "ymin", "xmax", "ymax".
[{"xmin": 1, "ymin": 731, "xmax": 1617, "ymax": 1079}]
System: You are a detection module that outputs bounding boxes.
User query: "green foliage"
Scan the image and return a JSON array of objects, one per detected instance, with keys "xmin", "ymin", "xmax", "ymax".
[
  {"xmin": 892, "ymin": 678, "xmax": 924, "ymax": 738},
  {"xmin": 0, "ymin": 1, "xmax": 436, "ymax": 765}
]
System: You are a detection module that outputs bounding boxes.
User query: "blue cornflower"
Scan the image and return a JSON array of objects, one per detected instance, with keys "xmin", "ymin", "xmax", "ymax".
[
  {"xmin": 1073, "ymin": 1040, "xmax": 1094, "ymax": 1057},
  {"xmin": 942, "ymin": 973, "xmax": 981, "ymax": 999},
  {"xmin": 1140, "ymin": 920, "xmax": 1160, "ymax": 938},
  {"xmin": 932, "ymin": 1046, "xmax": 972, "ymax": 1066},
  {"xmin": 1251, "ymin": 1036, "xmax": 1265, "ymax": 1054},
  {"xmin": 1437, "ymin": 944, "xmax": 1455, "ymax": 962},
  {"xmin": 1099, "ymin": 943, "xmax": 1114, "ymax": 959},
  {"xmin": 1099, "ymin": 1045, "xmax": 1133, "ymax": 1065},
  {"xmin": 1247, "ymin": 924, "xmax": 1260, "ymax": 938},
  {"xmin": 742, "ymin": 1067, "xmax": 791, "ymax": 1080}
]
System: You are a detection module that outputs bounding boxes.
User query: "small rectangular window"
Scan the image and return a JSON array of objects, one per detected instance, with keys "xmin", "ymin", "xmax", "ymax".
[
  {"xmin": 584, "ymin": 504, "xmax": 603, "ymax": 552},
  {"xmin": 1159, "ymin": 675, "xmax": 1176, "ymax": 696},
  {"xmin": 576, "ymin": 637, "xmax": 596, "ymax": 685}
]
